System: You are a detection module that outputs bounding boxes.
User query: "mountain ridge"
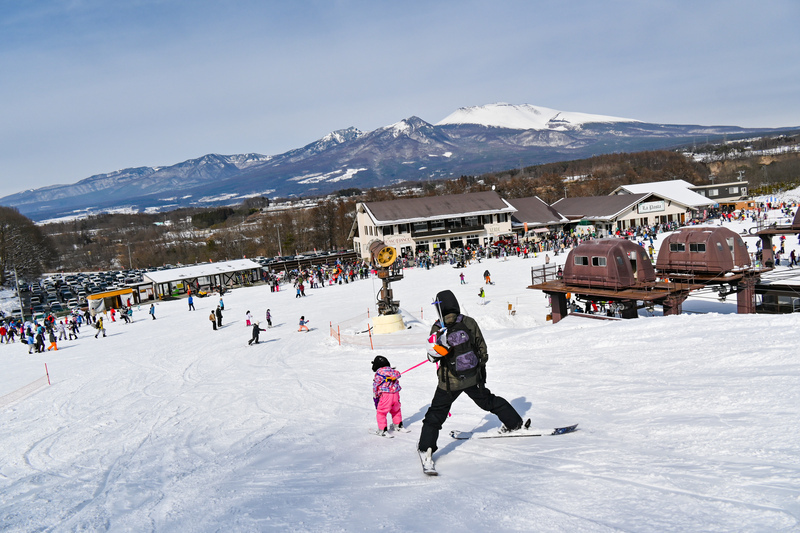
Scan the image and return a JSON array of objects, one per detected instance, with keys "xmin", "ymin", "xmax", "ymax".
[{"xmin": 3, "ymin": 103, "xmax": 797, "ymax": 221}]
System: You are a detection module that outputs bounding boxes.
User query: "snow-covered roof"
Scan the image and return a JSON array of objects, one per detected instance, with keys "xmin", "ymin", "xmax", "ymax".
[
  {"xmin": 613, "ymin": 180, "xmax": 715, "ymax": 209},
  {"xmin": 142, "ymin": 259, "xmax": 261, "ymax": 284}
]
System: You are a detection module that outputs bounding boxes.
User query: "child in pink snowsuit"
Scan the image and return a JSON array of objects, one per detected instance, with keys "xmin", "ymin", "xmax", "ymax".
[{"xmin": 372, "ymin": 356, "xmax": 405, "ymax": 436}]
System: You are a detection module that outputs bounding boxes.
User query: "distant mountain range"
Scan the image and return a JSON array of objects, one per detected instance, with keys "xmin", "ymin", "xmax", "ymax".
[{"xmin": 3, "ymin": 103, "xmax": 797, "ymax": 222}]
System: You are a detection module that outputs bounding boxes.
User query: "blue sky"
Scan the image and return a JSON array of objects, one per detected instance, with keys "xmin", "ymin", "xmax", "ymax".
[{"xmin": 1, "ymin": 0, "xmax": 799, "ymax": 194}]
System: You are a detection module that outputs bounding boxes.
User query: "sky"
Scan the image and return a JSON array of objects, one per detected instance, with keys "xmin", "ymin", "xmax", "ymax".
[
  {"xmin": 2, "ymin": 210, "xmax": 800, "ymax": 531},
  {"xmin": 2, "ymin": 0, "xmax": 799, "ymax": 195}
]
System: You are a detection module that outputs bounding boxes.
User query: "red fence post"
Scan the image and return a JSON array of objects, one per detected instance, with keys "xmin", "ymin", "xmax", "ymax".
[
  {"xmin": 368, "ymin": 325, "xmax": 374, "ymax": 350},
  {"xmin": 45, "ymin": 363, "xmax": 50, "ymax": 386}
]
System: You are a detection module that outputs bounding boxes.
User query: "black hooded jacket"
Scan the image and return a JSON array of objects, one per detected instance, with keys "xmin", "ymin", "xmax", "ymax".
[{"xmin": 430, "ymin": 290, "xmax": 488, "ymax": 391}]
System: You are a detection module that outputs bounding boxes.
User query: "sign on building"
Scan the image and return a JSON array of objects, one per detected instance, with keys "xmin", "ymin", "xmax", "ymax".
[{"xmin": 638, "ymin": 200, "xmax": 665, "ymax": 214}]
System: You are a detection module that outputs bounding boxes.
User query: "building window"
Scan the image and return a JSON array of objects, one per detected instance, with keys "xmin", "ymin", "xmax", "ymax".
[
  {"xmin": 708, "ymin": 188, "xmax": 719, "ymax": 197},
  {"xmin": 499, "ymin": 213, "xmax": 508, "ymax": 223},
  {"xmin": 382, "ymin": 225, "xmax": 394, "ymax": 236},
  {"xmin": 413, "ymin": 222, "xmax": 428, "ymax": 233},
  {"xmin": 447, "ymin": 218, "xmax": 462, "ymax": 229},
  {"xmin": 670, "ymin": 243, "xmax": 686, "ymax": 252},
  {"xmin": 430, "ymin": 220, "xmax": 445, "ymax": 231},
  {"xmin": 689, "ymin": 243, "xmax": 706, "ymax": 252},
  {"xmin": 464, "ymin": 216, "xmax": 478, "ymax": 227},
  {"xmin": 398, "ymin": 224, "xmax": 409, "ymax": 234},
  {"xmin": 592, "ymin": 256, "xmax": 607, "ymax": 267},
  {"xmin": 730, "ymin": 186, "xmax": 739, "ymax": 194},
  {"xmin": 574, "ymin": 256, "xmax": 589, "ymax": 266}
]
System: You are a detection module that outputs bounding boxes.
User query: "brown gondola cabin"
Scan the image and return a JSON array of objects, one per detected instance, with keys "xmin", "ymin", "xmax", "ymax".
[
  {"xmin": 563, "ymin": 238, "xmax": 656, "ymax": 290},
  {"xmin": 655, "ymin": 226, "xmax": 751, "ymax": 274}
]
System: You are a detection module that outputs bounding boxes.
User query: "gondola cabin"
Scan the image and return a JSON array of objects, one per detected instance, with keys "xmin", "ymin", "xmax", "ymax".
[
  {"xmin": 563, "ymin": 238, "xmax": 656, "ymax": 289},
  {"xmin": 655, "ymin": 226, "xmax": 751, "ymax": 274}
]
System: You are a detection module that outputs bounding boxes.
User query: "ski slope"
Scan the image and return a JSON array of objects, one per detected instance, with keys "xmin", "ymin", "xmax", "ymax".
[{"xmin": 2, "ymin": 216, "xmax": 800, "ymax": 532}]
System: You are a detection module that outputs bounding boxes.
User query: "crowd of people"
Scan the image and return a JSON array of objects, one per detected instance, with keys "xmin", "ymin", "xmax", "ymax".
[
  {"xmin": 0, "ymin": 304, "xmax": 134, "ymax": 353},
  {"xmin": 6, "ymin": 202, "xmax": 797, "ymax": 355}
]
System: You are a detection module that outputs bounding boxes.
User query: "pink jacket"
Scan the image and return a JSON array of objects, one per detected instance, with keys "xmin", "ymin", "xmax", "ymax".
[{"xmin": 373, "ymin": 367, "xmax": 401, "ymax": 397}]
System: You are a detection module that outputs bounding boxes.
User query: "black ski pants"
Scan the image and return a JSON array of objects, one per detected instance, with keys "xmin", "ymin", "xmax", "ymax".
[{"xmin": 418, "ymin": 384, "xmax": 522, "ymax": 453}]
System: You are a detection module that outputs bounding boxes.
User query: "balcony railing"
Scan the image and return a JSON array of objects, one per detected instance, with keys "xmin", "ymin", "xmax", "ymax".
[{"xmin": 409, "ymin": 223, "xmax": 485, "ymax": 238}]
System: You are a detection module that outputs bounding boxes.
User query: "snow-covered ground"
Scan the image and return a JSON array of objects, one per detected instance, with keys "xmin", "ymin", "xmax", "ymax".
[{"xmin": 2, "ymin": 214, "xmax": 800, "ymax": 532}]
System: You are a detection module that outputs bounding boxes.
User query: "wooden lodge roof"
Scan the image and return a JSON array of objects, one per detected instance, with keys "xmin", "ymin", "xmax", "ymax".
[{"xmin": 361, "ymin": 190, "xmax": 515, "ymax": 224}]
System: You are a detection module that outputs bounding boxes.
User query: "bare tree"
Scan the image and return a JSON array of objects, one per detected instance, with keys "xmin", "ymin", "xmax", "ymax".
[{"xmin": 0, "ymin": 207, "xmax": 57, "ymax": 283}]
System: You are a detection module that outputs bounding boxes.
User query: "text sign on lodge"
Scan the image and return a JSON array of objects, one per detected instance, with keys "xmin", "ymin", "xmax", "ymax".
[{"xmin": 638, "ymin": 200, "xmax": 665, "ymax": 214}]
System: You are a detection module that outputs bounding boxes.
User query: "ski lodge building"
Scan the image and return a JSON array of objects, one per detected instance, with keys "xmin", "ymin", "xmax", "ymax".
[
  {"xmin": 351, "ymin": 191, "xmax": 517, "ymax": 259},
  {"xmin": 552, "ymin": 180, "xmax": 715, "ymax": 237}
]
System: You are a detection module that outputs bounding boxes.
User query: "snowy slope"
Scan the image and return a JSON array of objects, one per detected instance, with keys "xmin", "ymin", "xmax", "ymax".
[
  {"xmin": 1, "ymin": 214, "xmax": 800, "ymax": 531},
  {"xmin": 436, "ymin": 103, "xmax": 640, "ymax": 130}
]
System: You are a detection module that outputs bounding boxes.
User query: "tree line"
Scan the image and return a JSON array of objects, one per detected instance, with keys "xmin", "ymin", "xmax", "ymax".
[{"xmin": 2, "ymin": 145, "xmax": 798, "ymax": 279}]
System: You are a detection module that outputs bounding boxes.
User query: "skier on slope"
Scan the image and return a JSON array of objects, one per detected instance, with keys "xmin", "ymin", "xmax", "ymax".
[
  {"xmin": 418, "ymin": 290, "xmax": 524, "ymax": 470},
  {"xmin": 371, "ymin": 355, "xmax": 408, "ymax": 436},
  {"xmin": 248, "ymin": 321, "xmax": 266, "ymax": 345}
]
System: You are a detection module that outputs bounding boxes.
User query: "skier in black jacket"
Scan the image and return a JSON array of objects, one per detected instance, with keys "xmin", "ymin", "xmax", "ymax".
[
  {"xmin": 418, "ymin": 290, "xmax": 523, "ymax": 457},
  {"xmin": 248, "ymin": 322, "xmax": 266, "ymax": 345}
]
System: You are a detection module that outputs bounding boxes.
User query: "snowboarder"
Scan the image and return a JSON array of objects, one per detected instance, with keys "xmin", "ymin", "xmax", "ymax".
[
  {"xmin": 265, "ymin": 309, "xmax": 272, "ymax": 328},
  {"xmin": 418, "ymin": 290, "xmax": 524, "ymax": 467},
  {"xmin": 478, "ymin": 287, "xmax": 485, "ymax": 304},
  {"xmin": 298, "ymin": 316, "xmax": 310, "ymax": 332},
  {"xmin": 483, "ymin": 270, "xmax": 492, "ymax": 285},
  {"xmin": 248, "ymin": 321, "xmax": 266, "ymax": 345},
  {"xmin": 372, "ymin": 355, "xmax": 407, "ymax": 436}
]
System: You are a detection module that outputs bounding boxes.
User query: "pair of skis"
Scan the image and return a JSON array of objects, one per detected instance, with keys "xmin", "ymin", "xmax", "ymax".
[
  {"xmin": 369, "ymin": 424, "xmax": 411, "ymax": 439},
  {"xmin": 420, "ymin": 422, "xmax": 579, "ymax": 476}
]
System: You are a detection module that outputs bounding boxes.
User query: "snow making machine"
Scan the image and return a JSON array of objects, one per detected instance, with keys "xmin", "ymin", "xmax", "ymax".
[{"xmin": 368, "ymin": 240, "xmax": 406, "ymax": 334}]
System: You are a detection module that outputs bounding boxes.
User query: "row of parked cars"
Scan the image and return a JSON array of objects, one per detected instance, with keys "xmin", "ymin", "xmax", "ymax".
[
  {"xmin": 251, "ymin": 250, "xmax": 354, "ymax": 268},
  {"xmin": 17, "ymin": 269, "xmax": 147, "ymax": 319}
]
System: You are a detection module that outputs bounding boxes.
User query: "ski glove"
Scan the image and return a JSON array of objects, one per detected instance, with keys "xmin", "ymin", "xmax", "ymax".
[
  {"xmin": 374, "ymin": 395, "xmax": 380, "ymax": 409},
  {"xmin": 427, "ymin": 348, "xmax": 444, "ymax": 363}
]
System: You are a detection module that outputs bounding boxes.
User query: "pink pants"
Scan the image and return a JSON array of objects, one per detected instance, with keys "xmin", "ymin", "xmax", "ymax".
[{"xmin": 376, "ymin": 392, "xmax": 402, "ymax": 430}]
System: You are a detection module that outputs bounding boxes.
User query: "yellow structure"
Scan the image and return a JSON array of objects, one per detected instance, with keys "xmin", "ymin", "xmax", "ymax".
[{"xmin": 372, "ymin": 313, "xmax": 406, "ymax": 334}]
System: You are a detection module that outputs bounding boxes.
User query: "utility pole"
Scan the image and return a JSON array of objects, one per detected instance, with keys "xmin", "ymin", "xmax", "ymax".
[
  {"xmin": 127, "ymin": 243, "xmax": 133, "ymax": 269},
  {"xmin": 14, "ymin": 266, "xmax": 24, "ymax": 318},
  {"xmin": 277, "ymin": 227, "xmax": 282, "ymax": 257}
]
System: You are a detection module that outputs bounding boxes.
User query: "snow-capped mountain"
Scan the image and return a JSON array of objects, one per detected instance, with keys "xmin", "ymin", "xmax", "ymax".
[
  {"xmin": 2, "ymin": 104, "xmax": 795, "ymax": 221},
  {"xmin": 436, "ymin": 103, "xmax": 640, "ymax": 130}
]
